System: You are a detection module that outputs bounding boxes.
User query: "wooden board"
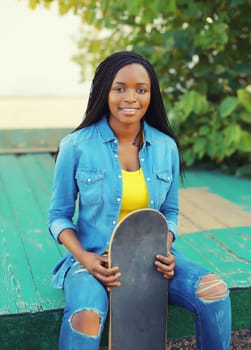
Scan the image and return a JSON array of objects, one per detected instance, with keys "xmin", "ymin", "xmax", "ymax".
[
  {"xmin": 0, "ymin": 154, "xmax": 66, "ymax": 315},
  {"xmin": 0, "ymin": 151, "xmax": 250, "ymax": 349},
  {"xmin": 180, "ymin": 168, "xmax": 251, "ymax": 211},
  {"xmin": 175, "ymin": 228, "xmax": 251, "ymax": 288},
  {"xmin": 0, "ymin": 128, "xmax": 71, "ymax": 154},
  {"xmin": 179, "ymin": 187, "xmax": 251, "ymax": 234}
]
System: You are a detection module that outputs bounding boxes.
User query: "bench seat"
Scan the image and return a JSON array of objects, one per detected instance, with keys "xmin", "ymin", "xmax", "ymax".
[{"xmin": 0, "ymin": 142, "xmax": 250, "ymax": 349}]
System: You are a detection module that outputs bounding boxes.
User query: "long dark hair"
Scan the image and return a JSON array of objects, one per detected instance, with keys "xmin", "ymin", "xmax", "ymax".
[{"xmin": 74, "ymin": 51, "xmax": 184, "ymax": 175}]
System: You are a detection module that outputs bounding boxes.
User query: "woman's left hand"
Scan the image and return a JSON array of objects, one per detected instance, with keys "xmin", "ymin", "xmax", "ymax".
[{"xmin": 155, "ymin": 253, "xmax": 176, "ymax": 279}]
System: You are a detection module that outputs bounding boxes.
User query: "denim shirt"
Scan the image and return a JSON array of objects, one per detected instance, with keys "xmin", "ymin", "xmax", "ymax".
[{"xmin": 48, "ymin": 116, "xmax": 179, "ymax": 288}]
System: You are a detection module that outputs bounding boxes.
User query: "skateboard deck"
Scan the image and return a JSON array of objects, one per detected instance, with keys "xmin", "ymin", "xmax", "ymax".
[{"xmin": 108, "ymin": 208, "xmax": 168, "ymax": 350}]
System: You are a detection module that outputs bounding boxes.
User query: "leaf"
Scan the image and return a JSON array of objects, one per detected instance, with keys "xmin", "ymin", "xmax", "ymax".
[
  {"xmin": 193, "ymin": 93, "xmax": 209, "ymax": 114},
  {"xmin": 199, "ymin": 125, "xmax": 211, "ymax": 136},
  {"xmin": 177, "ymin": 91, "xmax": 209, "ymax": 118},
  {"xmin": 207, "ymin": 142, "xmax": 218, "ymax": 158},
  {"xmin": 223, "ymin": 124, "xmax": 241, "ymax": 145},
  {"xmin": 214, "ymin": 65, "xmax": 226, "ymax": 75},
  {"xmin": 167, "ymin": 0, "xmax": 176, "ymax": 13},
  {"xmin": 183, "ymin": 148, "xmax": 195, "ymax": 166},
  {"xmin": 219, "ymin": 97, "xmax": 238, "ymax": 118},
  {"xmin": 212, "ymin": 23, "xmax": 228, "ymax": 46},
  {"xmin": 193, "ymin": 137, "xmax": 207, "ymax": 158},
  {"xmin": 28, "ymin": 0, "xmax": 38, "ymax": 9},
  {"xmin": 237, "ymin": 89, "xmax": 251, "ymax": 113},
  {"xmin": 238, "ymin": 130, "xmax": 251, "ymax": 152},
  {"xmin": 179, "ymin": 92, "xmax": 195, "ymax": 118},
  {"xmin": 240, "ymin": 112, "xmax": 251, "ymax": 124}
]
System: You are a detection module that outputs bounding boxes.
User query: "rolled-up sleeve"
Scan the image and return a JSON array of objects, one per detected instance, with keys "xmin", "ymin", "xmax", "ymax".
[{"xmin": 48, "ymin": 135, "xmax": 78, "ymax": 243}]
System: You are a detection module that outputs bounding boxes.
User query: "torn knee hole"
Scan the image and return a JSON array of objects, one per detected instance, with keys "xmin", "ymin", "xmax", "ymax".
[
  {"xmin": 197, "ymin": 274, "xmax": 228, "ymax": 301},
  {"xmin": 71, "ymin": 310, "xmax": 100, "ymax": 336}
]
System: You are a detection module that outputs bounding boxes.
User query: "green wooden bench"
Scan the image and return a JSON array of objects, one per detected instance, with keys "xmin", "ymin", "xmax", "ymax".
[
  {"xmin": 0, "ymin": 130, "xmax": 250, "ymax": 349},
  {"xmin": 0, "ymin": 128, "xmax": 71, "ymax": 154}
]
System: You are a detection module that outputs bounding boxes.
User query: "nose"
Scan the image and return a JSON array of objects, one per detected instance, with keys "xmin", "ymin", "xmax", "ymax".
[{"xmin": 124, "ymin": 89, "xmax": 136, "ymax": 102}]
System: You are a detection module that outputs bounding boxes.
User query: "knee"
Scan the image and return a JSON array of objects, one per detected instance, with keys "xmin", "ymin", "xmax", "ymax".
[
  {"xmin": 71, "ymin": 310, "xmax": 100, "ymax": 336},
  {"xmin": 197, "ymin": 273, "xmax": 228, "ymax": 302}
]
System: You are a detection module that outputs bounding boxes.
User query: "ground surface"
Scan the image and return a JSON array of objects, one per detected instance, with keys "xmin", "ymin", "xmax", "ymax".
[
  {"xmin": 166, "ymin": 329, "xmax": 251, "ymax": 350},
  {"xmin": 100, "ymin": 329, "xmax": 251, "ymax": 349}
]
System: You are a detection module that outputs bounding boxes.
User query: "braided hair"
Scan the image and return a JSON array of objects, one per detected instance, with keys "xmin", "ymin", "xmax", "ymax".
[{"xmin": 74, "ymin": 51, "xmax": 184, "ymax": 175}]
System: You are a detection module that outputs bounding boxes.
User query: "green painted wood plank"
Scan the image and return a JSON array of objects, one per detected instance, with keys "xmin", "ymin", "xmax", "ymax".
[
  {"xmin": 0, "ymin": 218, "xmax": 38, "ymax": 314},
  {"xmin": 31, "ymin": 153, "xmax": 56, "ymax": 188},
  {"xmin": 17, "ymin": 154, "xmax": 67, "ymax": 258},
  {"xmin": 0, "ymin": 155, "xmax": 64, "ymax": 312},
  {"xmin": 181, "ymin": 169, "xmax": 251, "ymax": 211},
  {"xmin": 208, "ymin": 227, "xmax": 251, "ymax": 262},
  {"xmin": 25, "ymin": 153, "xmax": 68, "ymax": 257},
  {"xmin": 0, "ymin": 129, "xmax": 71, "ymax": 150},
  {"xmin": 0, "ymin": 170, "xmax": 39, "ymax": 314},
  {"xmin": 175, "ymin": 229, "xmax": 251, "ymax": 288}
]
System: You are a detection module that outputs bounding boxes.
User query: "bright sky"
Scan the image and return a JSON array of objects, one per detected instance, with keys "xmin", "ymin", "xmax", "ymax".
[{"xmin": 0, "ymin": 0, "xmax": 90, "ymax": 96}]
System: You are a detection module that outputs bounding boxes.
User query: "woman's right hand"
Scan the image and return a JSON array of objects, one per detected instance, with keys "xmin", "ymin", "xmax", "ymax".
[
  {"xmin": 59, "ymin": 229, "xmax": 121, "ymax": 291},
  {"xmin": 81, "ymin": 251, "xmax": 121, "ymax": 291}
]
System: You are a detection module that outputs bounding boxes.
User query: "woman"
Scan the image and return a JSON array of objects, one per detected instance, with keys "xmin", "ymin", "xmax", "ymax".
[{"xmin": 48, "ymin": 51, "xmax": 231, "ymax": 349}]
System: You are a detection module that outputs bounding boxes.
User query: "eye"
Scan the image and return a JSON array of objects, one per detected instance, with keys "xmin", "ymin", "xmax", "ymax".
[
  {"xmin": 113, "ymin": 87, "xmax": 125, "ymax": 92},
  {"xmin": 136, "ymin": 88, "xmax": 146, "ymax": 94}
]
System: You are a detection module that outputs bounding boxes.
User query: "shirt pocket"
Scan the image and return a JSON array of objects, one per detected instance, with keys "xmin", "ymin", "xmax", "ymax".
[
  {"xmin": 156, "ymin": 171, "xmax": 173, "ymax": 204},
  {"xmin": 76, "ymin": 170, "xmax": 104, "ymax": 206}
]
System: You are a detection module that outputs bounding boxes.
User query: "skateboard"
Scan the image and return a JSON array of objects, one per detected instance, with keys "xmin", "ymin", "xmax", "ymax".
[{"xmin": 108, "ymin": 208, "xmax": 168, "ymax": 350}]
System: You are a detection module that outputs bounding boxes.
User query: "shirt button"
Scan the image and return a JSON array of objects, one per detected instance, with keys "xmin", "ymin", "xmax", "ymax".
[
  {"xmin": 114, "ymin": 154, "xmax": 118, "ymax": 158},
  {"xmin": 87, "ymin": 178, "xmax": 91, "ymax": 182},
  {"xmin": 141, "ymin": 158, "xmax": 145, "ymax": 162},
  {"xmin": 118, "ymin": 175, "xmax": 122, "ymax": 179},
  {"xmin": 112, "ymin": 221, "xmax": 116, "ymax": 225},
  {"xmin": 150, "ymin": 200, "xmax": 154, "ymax": 204},
  {"xmin": 117, "ymin": 197, "xmax": 121, "ymax": 202},
  {"xmin": 147, "ymin": 177, "xmax": 151, "ymax": 181}
]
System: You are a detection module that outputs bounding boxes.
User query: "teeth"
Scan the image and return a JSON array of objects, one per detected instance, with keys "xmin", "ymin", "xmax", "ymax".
[{"xmin": 121, "ymin": 108, "xmax": 138, "ymax": 112}]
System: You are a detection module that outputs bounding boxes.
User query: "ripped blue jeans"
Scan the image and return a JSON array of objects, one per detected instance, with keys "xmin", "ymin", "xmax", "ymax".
[{"xmin": 59, "ymin": 248, "xmax": 231, "ymax": 350}]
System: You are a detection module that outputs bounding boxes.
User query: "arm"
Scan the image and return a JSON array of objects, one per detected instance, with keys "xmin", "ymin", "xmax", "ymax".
[
  {"xmin": 48, "ymin": 136, "xmax": 120, "ymax": 289},
  {"xmin": 48, "ymin": 136, "xmax": 78, "ymax": 242},
  {"xmin": 59, "ymin": 228, "xmax": 121, "ymax": 290}
]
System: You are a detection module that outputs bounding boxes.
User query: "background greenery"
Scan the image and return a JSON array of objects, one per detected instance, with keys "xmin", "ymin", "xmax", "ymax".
[{"xmin": 28, "ymin": 0, "xmax": 251, "ymax": 177}]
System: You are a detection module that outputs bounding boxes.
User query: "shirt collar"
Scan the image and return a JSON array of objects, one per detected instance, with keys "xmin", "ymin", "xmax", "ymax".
[
  {"xmin": 96, "ymin": 115, "xmax": 152, "ymax": 145},
  {"xmin": 96, "ymin": 116, "xmax": 116, "ymax": 143}
]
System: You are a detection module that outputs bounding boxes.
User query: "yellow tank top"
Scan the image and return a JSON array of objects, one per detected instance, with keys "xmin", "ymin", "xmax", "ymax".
[{"xmin": 118, "ymin": 168, "xmax": 149, "ymax": 222}]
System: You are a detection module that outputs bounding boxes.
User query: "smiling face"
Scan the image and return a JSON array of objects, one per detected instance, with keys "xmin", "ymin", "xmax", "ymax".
[{"xmin": 108, "ymin": 63, "xmax": 151, "ymax": 129}]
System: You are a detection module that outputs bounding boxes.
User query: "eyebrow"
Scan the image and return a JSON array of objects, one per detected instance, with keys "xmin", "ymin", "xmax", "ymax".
[{"xmin": 114, "ymin": 81, "xmax": 148, "ymax": 86}]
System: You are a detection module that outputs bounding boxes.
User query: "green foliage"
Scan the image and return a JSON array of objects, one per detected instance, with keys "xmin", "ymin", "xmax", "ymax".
[{"xmin": 28, "ymin": 0, "xmax": 251, "ymax": 176}]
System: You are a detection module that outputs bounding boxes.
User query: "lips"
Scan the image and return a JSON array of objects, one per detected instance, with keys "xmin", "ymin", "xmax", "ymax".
[{"xmin": 119, "ymin": 107, "xmax": 140, "ymax": 114}]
